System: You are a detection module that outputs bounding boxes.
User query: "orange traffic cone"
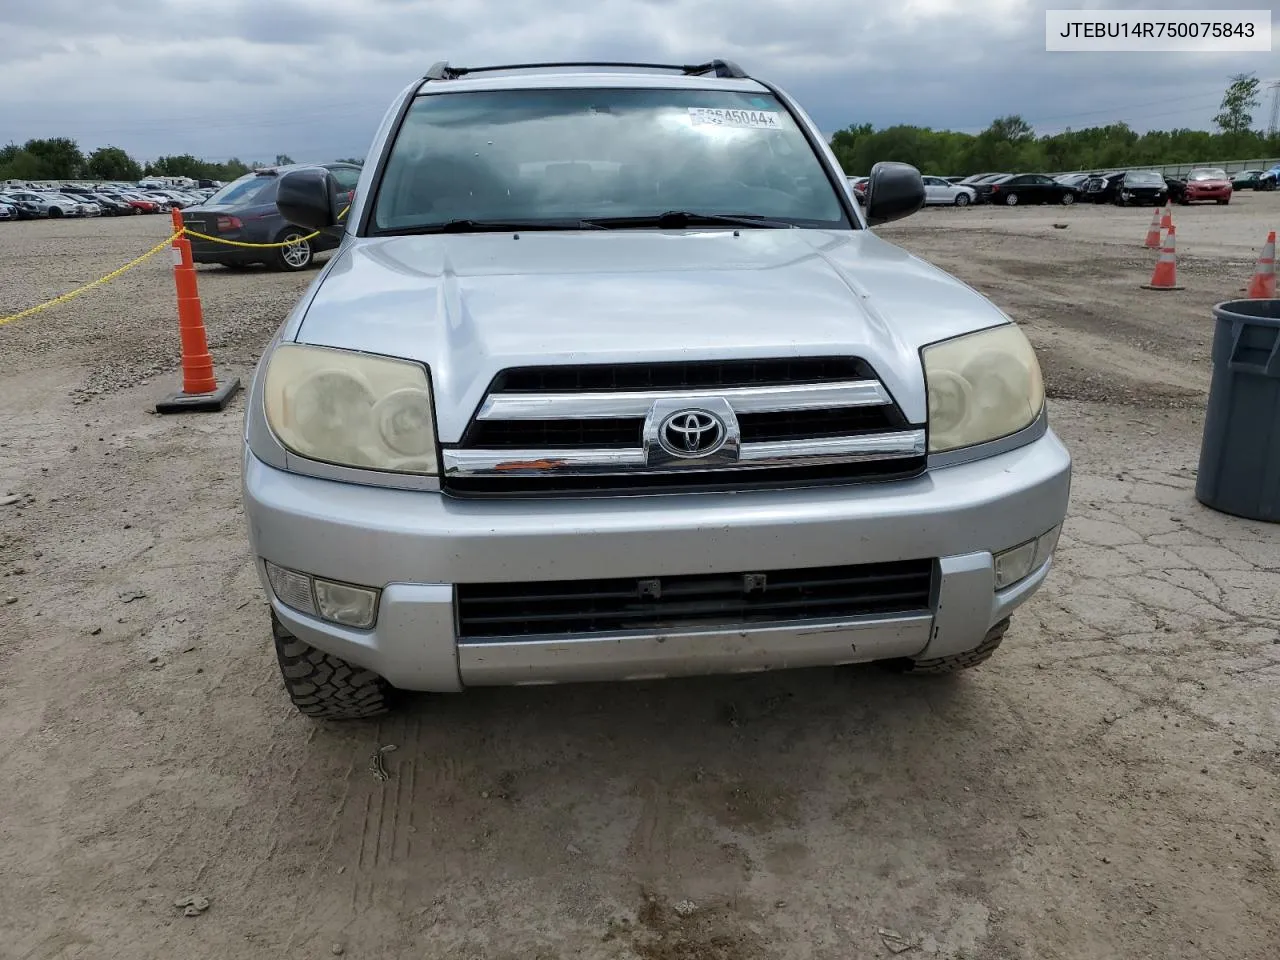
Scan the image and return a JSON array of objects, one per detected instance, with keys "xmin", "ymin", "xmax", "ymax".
[
  {"xmin": 1142, "ymin": 224, "xmax": 1184, "ymax": 291},
  {"xmin": 1247, "ymin": 230, "xmax": 1276, "ymax": 298},
  {"xmin": 1143, "ymin": 206, "xmax": 1162, "ymax": 248},
  {"xmin": 156, "ymin": 209, "xmax": 242, "ymax": 413},
  {"xmin": 1160, "ymin": 200, "xmax": 1173, "ymax": 234}
]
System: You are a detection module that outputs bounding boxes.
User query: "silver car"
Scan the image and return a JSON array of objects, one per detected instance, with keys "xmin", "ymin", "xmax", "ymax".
[{"xmin": 242, "ymin": 59, "xmax": 1071, "ymax": 719}]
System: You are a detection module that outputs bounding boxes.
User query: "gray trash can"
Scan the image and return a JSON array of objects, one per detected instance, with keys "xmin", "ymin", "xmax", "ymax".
[{"xmin": 1195, "ymin": 298, "xmax": 1280, "ymax": 522}]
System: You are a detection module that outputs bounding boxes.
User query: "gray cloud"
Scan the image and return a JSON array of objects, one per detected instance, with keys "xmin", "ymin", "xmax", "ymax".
[{"xmin": 0, "ymin": 0, "xmax": 1275, "ymax": 163}]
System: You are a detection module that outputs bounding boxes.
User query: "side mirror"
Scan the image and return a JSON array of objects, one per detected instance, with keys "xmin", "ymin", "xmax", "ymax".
[
  {"xmin": 276, "ymin": 167, "xmax": 339, "ymax": 231},
  {"xmin": 863, "ymin": 161, "xmax": 925, "ymax": 226}
]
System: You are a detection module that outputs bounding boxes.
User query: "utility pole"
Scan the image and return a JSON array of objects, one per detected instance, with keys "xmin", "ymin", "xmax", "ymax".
[{"xmin": 1268, "ymin": 80, "xmax": 1280, "ymax": 137}]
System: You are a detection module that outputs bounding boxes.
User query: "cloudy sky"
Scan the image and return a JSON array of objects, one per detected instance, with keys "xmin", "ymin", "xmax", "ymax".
[{"xmin": 2, "ymin": 0, "xmax": 1276, "ymax": 164}]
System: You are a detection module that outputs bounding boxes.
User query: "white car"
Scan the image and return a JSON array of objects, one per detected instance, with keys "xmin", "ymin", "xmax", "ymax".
[
  {"xmin": 46, "ymin": 194, "xmax": 96, "ymax": 216},
  {"xmin": 922, "ymin": 176, "xmax": 976, "ymax": 207},
  {"xmin": 8, "ymin": 191, "xmax": 79, "ymax": 218}
]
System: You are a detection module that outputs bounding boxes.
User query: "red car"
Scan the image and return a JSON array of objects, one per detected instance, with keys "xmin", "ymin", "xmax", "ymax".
[
  {"xmin": 1179, "ymin": 168, "xmax": 1232, "ymax": 205},
  {"xmin": 847, "ymin": 176, "xmax": 869, "ymax": 202}
]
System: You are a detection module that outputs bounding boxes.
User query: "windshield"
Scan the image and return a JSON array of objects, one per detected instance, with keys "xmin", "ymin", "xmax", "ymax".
[
  {"xmin": 205, "ymin": 176, "xmax": 278, "ymax": 206},
  {"xmin": 1125, "ymin": 172, "xmax": 1164, "ymax": 185},
  {"xmin": 1190, "ymin": 169, "xmax": 1226, "ymax": 181},
  {"xmin": 371, "ymin": 87, "xmax": 850, "ymax": 232}
]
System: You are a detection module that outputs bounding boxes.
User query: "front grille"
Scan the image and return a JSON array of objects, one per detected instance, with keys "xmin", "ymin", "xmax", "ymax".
[
  {"xmin": 444, "ymin": 357, "xmax": 926, "ymax": 497},
  {"xmin": 456, "ymin": 558, "xmax": 935, "ymax": 639},
  {"xmin": 461, "ymin": 406, "xmax": 904, "ymax": 449},
  {"xmin": 493, "ymin": 357, "xmax": 876, "ymax": 393}
]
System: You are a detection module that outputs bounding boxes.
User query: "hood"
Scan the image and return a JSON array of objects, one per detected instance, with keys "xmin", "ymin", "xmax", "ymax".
[{"xmin": 291, "ymin": 229, "xmax": 1011, "ymax": 439}]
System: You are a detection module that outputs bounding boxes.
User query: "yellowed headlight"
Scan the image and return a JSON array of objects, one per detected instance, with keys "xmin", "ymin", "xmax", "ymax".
[
  {"xmin": 923, "ymin": 324, "xmax": 1044, "ymax": 454},
  {"xmin": 263, "ymin": 343, "xmax": 438, "ymax": 474}
]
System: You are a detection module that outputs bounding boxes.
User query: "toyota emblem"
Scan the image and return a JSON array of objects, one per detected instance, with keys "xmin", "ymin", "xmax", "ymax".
[{"xmin": 658, "ymin": 409, "xmax": 727, "ymax": 458}]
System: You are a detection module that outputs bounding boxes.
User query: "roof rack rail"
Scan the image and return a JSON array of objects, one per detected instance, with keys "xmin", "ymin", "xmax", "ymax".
[{"xmin": 423, "ymin": 60, "xmax": 748, "ymax": 81}]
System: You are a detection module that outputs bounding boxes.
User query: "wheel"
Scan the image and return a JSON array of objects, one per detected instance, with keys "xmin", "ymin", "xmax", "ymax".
[
  {"xmin": 131, "ymin": 206, "xmax": 141, "ymax": 215},
  {"xmin": 1217, "ymin": 198, "xmax": 1230, "ymax": 205},
  {"xmin": 47, "ymin": 207, "xmax": 62, "ymax": 219},
  {"xmin": 953, "ymin": 193, "xmax": 971, "ymax": 207},
  {"xmin": 274, "ymin": 230, "xmax": 314, "ymax": 271},
  {"xmin": 1113, "ymin": 195, "xmax": 1126, "ymax": 206},
  {"xmin": 1004, "ymin": 193, "xmax": 1019, "ymax": 206},
  {"xmin": 881, "ymin": 618, "xmax": 1009, "ymax": 675},
  {"xmin": 1061, "ymin": 192, "xmax": 1076, "ymax": 205},
  {"xmin": 272, "ymin": 612, "xmax": 391, "ymax": 719}
]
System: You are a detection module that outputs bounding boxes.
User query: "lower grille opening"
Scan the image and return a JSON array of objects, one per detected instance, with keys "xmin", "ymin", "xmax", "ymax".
[{"xmin": 456, "ymin": 558, "xmax": 935, "ymax": 639}]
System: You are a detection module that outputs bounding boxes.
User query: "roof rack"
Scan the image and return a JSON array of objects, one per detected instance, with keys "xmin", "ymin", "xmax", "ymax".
[{"xmin": 423, "ymin": 60, "xmax": 748, "ymax": 81}]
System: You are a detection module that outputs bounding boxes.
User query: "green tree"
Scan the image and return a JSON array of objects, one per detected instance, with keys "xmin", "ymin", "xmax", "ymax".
[
  {"xmin": 85, "ymin": 145, "xmax": 142, "ymax": 181},
  {"xmin": 1214, "ymin": 73, "xmax": 1261, "ymax": 133},
  {"xmin": 275, "ymin": 153, "xmax": 295, "ymax": 166},
  {"xmin": 20, "ymin": 137, "xmax": 84, "ymax": 178}
]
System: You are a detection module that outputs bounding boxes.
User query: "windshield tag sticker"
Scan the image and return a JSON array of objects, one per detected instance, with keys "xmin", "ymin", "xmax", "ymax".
[{"xmin": 689, "ymin": 108, "xmax": 781, "ymax": 129}]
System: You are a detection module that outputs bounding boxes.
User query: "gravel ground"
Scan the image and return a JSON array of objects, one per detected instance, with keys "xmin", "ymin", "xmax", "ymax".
[{"xmin": 1, "ymin": 198, "xmax": 1278, "ymax": 960}]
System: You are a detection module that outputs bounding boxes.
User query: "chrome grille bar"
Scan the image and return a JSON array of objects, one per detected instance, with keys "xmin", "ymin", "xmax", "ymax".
[
  {"xmin": 443, "ymin": 430, "xmax": 926, "ymax": 477},
  {"xmin": 476, "ymin": 380, "xmax": 891, "ymax": 420}
]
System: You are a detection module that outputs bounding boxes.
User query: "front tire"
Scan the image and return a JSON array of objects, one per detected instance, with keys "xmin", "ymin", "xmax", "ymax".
[
  {"xmin": 273, "ymin": 613, "xmax": 391, "ymax": 720},
  {"xmin": 47, "ymin": 207, "xmax": 62, "ymax": 219},
  {"xmin": 954, "ymin": 193, "xmax": 971, "ymax": 207},
  {"xmin": 882, "ymin": 617, "xmax": 1009, "ymax": 675},
  {"xmin": 274, "ymin": 230, "xmax": 314, "ymax": 271},
  {"xmin": 1062, "ymin": 192, "xmax": 1075, "ymax": 205},
  {"xmin": 1004, "ymin": 193, "xmax": 1019, "ymax": 206}
]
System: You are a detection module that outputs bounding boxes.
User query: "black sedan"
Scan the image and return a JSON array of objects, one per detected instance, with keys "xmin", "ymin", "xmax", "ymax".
[
  {"xmin": 1111, "ymin": 171, "xmax": 1168, "ymax": 206},
  {"xmin": 986, "ymin": 173, "xmax": 1080, "ymax": 206},
  {"xmin": 964, "ymin": 173, "xmax": 1012, "ymax": 204},
  {"xmin": 1081, "ymin": 172, "xmax": 1124, "ymax": 203},
  {"xmin": 180, "ymin": 161, "xmax": 360, "ymax": 271}
]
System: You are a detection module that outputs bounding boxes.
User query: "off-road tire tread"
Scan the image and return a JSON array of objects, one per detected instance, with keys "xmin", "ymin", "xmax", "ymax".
[
  {"xmin": 272, "ymin": 615, "xmax": 390, "ymax": 719},
  {"xmin": 891, "ymin": 617, "xmax": 1010, "ymax": 675}
]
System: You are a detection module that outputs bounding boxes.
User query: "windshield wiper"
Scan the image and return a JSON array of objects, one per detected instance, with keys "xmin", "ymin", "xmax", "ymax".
[
  {"xmin": 583, "ymin": 211, "xmax": 796, "ymax": 230},
  {"xmin": 385, "ymin": 218, "xmax": 607, "ymax": 235}
]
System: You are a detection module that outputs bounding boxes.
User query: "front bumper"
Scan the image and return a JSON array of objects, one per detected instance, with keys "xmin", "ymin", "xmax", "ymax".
[{"xmin": 243, "ymin": 430, "xmax": 1072, "ymax": 691}]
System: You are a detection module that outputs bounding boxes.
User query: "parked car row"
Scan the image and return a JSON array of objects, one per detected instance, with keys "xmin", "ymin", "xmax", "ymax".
[
  {"xmin": 1229, "ymin": 165, "xmax": 1280, "ymax": 190},
  {"xmin": 1076, "ymin": 168, "xmax": 1233, "ymax": 206},
  {"xmin": 848, "ymin": 173, "xmax": 1070, "ymax": 207},
  {"xmin": 858, "ymin": 166, "xmax": 1248, "ymax": 210},
  {"xmin": 0, "ymin": 181, "xmax": 220, "ymax": 221}
]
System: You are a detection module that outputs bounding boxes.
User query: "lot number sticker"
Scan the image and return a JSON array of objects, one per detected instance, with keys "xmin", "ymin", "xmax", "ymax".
[{"xmin": 689, "ymin": 108, "xmax": 782, "ymax": 129}]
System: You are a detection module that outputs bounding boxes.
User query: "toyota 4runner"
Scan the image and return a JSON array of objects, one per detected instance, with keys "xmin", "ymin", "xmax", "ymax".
[{"xmin": 242, "ymin": 59, "xmax": 1072, "ymax": 719}]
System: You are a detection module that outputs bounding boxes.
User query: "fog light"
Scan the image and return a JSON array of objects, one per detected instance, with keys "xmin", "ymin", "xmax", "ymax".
[
  {"xmin": 265, "ymin": 561, "xmax": 316, "ymax": 616},
  {"xmin": 314, "ymin": 578, "xmax": 379, "ymax": 629},
  {"xmin": 994, "ymin": 540, "xmax": 1038, "ymax": 589},
  {"xmin": 263, "ymin": 560, "xmax": 380, "ymax": 628},
  {"xmin": 993, "ymin": 524, "xmax": 1062, "ymax": 590}
]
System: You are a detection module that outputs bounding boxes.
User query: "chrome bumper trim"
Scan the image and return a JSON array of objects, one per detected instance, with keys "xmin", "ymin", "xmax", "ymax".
[{"xmin": 441, "ymin": 429, "xmax": 927, "ymax": 476}]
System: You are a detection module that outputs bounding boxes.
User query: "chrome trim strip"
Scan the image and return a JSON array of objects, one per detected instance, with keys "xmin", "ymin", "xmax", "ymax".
[
  {"xmin": 441, "ymin": 429, "xmax": 926, "ymax": 476},
  {"xmin": 443, "ymin": 448, "xmax": 648, "ymax": 475},
  {"xmin": 476, "ymin": 380, "xmax": 892, "ymax": 420},
  {"xmin": 738, "ymin": 430, "xmax": 927, "ymax": 464}
]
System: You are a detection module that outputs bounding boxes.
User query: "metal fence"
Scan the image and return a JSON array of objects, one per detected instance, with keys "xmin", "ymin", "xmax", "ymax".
[{"xmin": 1053, "ymin": 158, "xmax": 1280, "ymax": 178}]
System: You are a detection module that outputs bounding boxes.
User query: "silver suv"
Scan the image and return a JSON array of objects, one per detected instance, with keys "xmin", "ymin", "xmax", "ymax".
[{"xmin": 242, "ymin": 59, "xmax": 1071, "ymax": 719}]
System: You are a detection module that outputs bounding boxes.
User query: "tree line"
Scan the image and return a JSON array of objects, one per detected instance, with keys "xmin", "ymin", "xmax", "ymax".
[
  {"xmin": 0, "ymin": 139, "xmax": 363, "ymax": 183},
  {"xmin": 832, "ymin": 74, "xmax": 1279, "ymax": 176}
]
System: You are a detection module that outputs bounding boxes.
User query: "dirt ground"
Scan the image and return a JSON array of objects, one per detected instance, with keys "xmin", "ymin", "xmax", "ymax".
[{"xmin": 1, "ymin": 195, "xmax": 1278, "ymax": 960}]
